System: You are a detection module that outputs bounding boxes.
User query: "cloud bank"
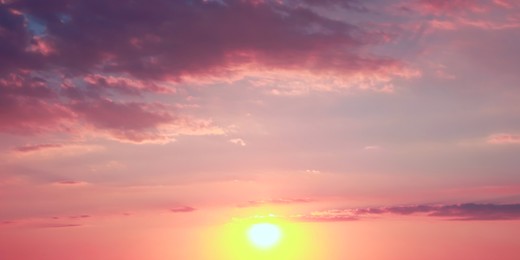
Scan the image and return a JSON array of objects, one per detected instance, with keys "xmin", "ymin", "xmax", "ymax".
[{"xmin": 293, "ymin": 203, "xmax": 520, "ymax": 222}]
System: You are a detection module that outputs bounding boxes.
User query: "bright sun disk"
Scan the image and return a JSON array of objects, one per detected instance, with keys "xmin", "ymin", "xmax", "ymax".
[{"xmin": 247, "ymin": 223, "xmax": 282, "ymax": 249}]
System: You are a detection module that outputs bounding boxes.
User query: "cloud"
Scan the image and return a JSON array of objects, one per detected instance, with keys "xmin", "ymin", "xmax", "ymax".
[
  {"xmin": 1, "ymin": 221, "xmax": 83, "ymax": 229},
  {"xmin": 426, "ymin": 203, "xmax": 520, "ymax": 220},
  {"xmin": 304, "ymin": 169, "xmax": 321, "ymax": 175},
  {"xmin": 292, "ymin": 203, "xmax": 520, "ymax": 222},
  {"xmin": 0, "ymin": 72, "xmax": 224, "ymax": 143},
  {"xmin": 413, "ymin": 0, "xmax": 486, "ymax": 14},
  {"xmin": 0, "ymin": 73, "xmax": 76, "ymax": 135},
  {"xmin": 493, "ymin": 0, "xmax": 516, "ymax": 8},
  {"xmin": 71, "ymin": 98, "xmax": 177, "ymax": 143},
  {"xmin": 292, "ymin": 211, "xmax": 359, "ymax": 222},
  {"xmin": 35, "ymin": 223, "xmax": 83, "ymax": 228},
  {"xmin": 67, "ymin": 214, "xmax": 91, "ymax": 219},
  {"xmin": 52, "ymin": 180, "xmax": 89, "ymax": 186},
  {"xmin": 170, "ymin": 206, "xmax": 196, "ymax": 213},
  {"xmin": 0, "ymin": 214, "xmax": 91, "ymax": 229},
  {"xmin": 82, "ymin": 74, "xmax": 172, "ymax": 96},
  {"xmin": 5, "ymin": 0, "xmax": 414, "ymax": 88},
  {"xmin": 237, "ymin": 198, "xmax": 313, "ymax": 208},
  {"xmin": 0, "ymin": 0, "xmax": 426, "ymax": 144},
  {"xmin": 229, "ymin": 138, "xmax": 246, "ymax": 146},
  {"xmin": 406, "ymin": 0, "xmax": 520, "ymax": 32},
  {"xmin": 13, "ymin": 143, "xmax": 63, "ymax": 153},
  {"xmin": 363, "ymin": 145, "xmax": 382, "ymax": 150},
  {"xmin": 487, "ymin": 133, "xmax": 520, "ymax": 144},
  {"xmin": 11, "ymin": 143, "xmax": 103, "ymax": 158}
]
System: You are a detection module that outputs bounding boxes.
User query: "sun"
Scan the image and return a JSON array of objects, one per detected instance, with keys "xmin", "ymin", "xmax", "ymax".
[{"xmin": 247, "ymin": 223, "xmax": 282, "ymax": 249}]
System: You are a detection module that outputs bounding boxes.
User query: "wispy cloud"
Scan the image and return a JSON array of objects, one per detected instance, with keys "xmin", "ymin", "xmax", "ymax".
[
  {"xmin": 170, "ymin": 206, "xmax": 196, "ymax": 213},
  {"xmin": 229, "ymin": 138, "xmax": 246, "ymax": 146},
  {"xmin": 291, "ymin": 203, "xmax": 520, "ymax": 222},
  {"xmin": 487, "ymin": 133, "xmax": 520, "ymax": 144},
  {"xmin": 13, "ymin": 143, "xmax": 63, "ymax": 153},
  {"xmin": 237, "ymin": 198, "xmax": 313, "ymax": 208},
  {"xmin": 52, "ymin": 180, "xmax": 89, "ymax": 187}
]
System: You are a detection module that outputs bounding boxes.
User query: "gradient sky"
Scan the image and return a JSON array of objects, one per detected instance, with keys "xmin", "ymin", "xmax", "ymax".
[{"xmin": 1, "ymin": 0, "xmax": 520, "ymax": 259}]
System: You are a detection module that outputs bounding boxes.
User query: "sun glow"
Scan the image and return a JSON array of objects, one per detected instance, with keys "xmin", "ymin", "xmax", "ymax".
[
  {"xmin": 217, "ymin": 214, "xmax": 314, "ymax": 260},
  {"xmin": 247, "ymin": 223, "xmax": 282, "ymax": 249}
]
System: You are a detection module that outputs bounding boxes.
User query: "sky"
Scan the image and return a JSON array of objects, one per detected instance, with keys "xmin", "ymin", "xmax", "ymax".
[{"xmin": 1, "ymin": 0, "xmax": 520, "ymax": 259}]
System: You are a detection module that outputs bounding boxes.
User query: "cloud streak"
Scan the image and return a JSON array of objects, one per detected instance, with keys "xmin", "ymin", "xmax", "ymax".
[
  {"xmin": 292, "ymin": 203, "xmax": 520, "ymax": 222},
  {"xmin": 170, "ymin": 206, "xmax": 196, "ymax": 213},
  {"xmin": 487, "ymin": 133, "xmax": 520, "ymax": 144},
  {"xmin": 4, "ymin": 0, "xmax": 416, "ymax": 88},
  {"xmin": 237, "ymin": 198, "xmax": 313, "ymax": 208}
]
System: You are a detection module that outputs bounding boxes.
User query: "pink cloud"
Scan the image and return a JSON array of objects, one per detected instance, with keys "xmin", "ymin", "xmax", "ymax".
[
  {"xmin": 68, "ymin": 215, "xmax": 91, "ymax": 219},
  {"xmin": 0, "ymin": 72, "xmax": 223, "ymax": 143},
  {"xmin": 0, "ymin": 73, "xmax": 76, "ymax": 135},
  {"xmin": 1, "ymin": 0, "xmax": 430, "ymax": 146},
  {"xmin": 71, "ymin": 99, "xmax": 172, "ymax": 132},
  {"xmin": 26, "ymin": 36, "xmax": 55, "ymax": 56},
  {"xmin": 0, "ymin": 221, "xmax": 83, "ymax": 229},
  {"xmin": 0, "ymin": 213, "xmax": 94, "ymax": 229},
  {"xmin": 414, "ymin": 0, "xmax": 487, "ymax": 14},
  {"xmin": 408, "ymin": 0, "xmax": 520, "ymax": 32},
  {"xmin": 35, "ymin": 223, "xmax": 83, "ymax": 228},
  {"xmin": 487, "ymin": 133, "xmax": 520, "ymax": 144},
  {"xmin": 237, "ymin": 198, "xmax": 313, "ymax": 208},
  {"xmin": 82, "ymin": 74, "xmax": 172, "ymax": 95},
  {"xmin": 429, "ymin": 20, "xmax": 457, "ymax": 30},
  {"xmin": 13, "ymin": 143, "xmax": 63, "ymax": 153},
  {"xmin": 53, "ymin": 180, "xmax": 89, "ymax": 186},
  {"xmin": 493, "ymin": 0, "xmax": 515, "ymax": 8},
  {"xmin": 170, "ymin": 206, "xmax": 196, "ymax": 213},
  {"xmin": 229, "ymin": 138, "xmax": 246, "ymax": 146},
  {"xmin": 363, "ymin": 145, "xmax": 382, "ymax": 151}
]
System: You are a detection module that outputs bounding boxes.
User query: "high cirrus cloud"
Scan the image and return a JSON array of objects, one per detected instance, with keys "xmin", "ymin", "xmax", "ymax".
[{"xmin": 293, "ymin": 203, "xmax": 520, "ymax": 222}]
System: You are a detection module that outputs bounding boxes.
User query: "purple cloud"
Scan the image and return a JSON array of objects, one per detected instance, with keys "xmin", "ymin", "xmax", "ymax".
[
  {"xmin": 0, "ymin": 0, "xmax": 420, "ymax": 143},
  {"xmin": 293, "ymin": 203, "xmax": 520, "ymax": 222},
  {"xmin": 5, "ymin": 0, "xmax": 409, "ymax": 81}
]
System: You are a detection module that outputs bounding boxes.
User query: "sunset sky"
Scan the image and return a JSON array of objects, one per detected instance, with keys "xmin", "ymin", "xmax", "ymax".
[{"xmin": 1, "ymin": 0, "xmax": 520, "ymax": 259}]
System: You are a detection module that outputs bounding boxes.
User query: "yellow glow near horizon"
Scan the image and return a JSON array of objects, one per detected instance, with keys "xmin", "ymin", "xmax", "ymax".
[
  {"xmin": 216, "ymin": 214, "xmax": 313, "ymax": 260},
  {"xmin": 247, "ymin": 223, "xmax": 282, "ymax": 249}
]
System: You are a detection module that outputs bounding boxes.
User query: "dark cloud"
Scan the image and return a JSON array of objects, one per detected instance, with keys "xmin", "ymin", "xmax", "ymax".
[
  {"xmin": 427, "ymin": 203, "xmax": 520, "ymax": 220},
  {"xmin": 293, "ymin": 203, "xmax": 520, "ymax": 222},
  {"xmin": 5, "ymin": 0, "xmax": 399, "ymax": 80},
  {"xmin": 0, "ymin": 0, "xmax": 412, "ymax": 141}
]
